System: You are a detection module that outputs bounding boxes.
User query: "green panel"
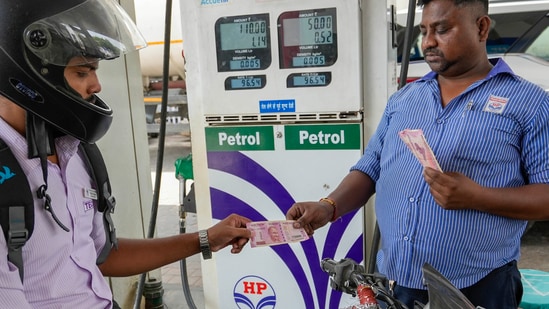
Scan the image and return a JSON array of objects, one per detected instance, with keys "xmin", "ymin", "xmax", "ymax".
[
  {"xmin": 206, "ymin": 126, "xmax": 275, "ymax": 151},
  {"xmin": 285, "ymin": 123, "xmax": 361, "ymax": 150}
]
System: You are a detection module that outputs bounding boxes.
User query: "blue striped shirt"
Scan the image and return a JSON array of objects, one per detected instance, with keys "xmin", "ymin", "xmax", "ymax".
[{"xmin": 352, "ymin": 58, "xmax": 549, "ymax": 289}]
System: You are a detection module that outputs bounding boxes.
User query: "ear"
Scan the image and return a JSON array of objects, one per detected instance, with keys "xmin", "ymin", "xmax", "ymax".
[{"xmin": 477, "ymin": 15, "xmax": 491, "ymax": 42}]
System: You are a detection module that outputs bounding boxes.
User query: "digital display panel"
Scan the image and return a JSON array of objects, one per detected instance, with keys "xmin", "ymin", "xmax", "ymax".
[
  {"xmin": 225, "ymin": 75, "xmax": 266, "ymax": 91},
  {"xmin": 220, "ymin": 20, "xmax": 268, "ymax": 50},
  {"xmin": 230, "ymin": 59, "xmax": 261, "ymax": 70},
  {"xmin": 293, "ymin": 75, "xmax": 326, "ymax": 86},
  {"xmin": 215, "ymin": 14, "xmax": 271, "ymax": 72},
  {"xmin": 292, "ymin": 55, "xmax": 326, "ymax": 67},
  {"xmin": 283, "ymin": 15, "xmax": 334, "ymax": 47},
  {"xmin": 287, "ymin": 72, "xmax": 331, "ymax": 88},
  {"xmin": 278, "ymin": 8, "xmax": 337, "ymax": 69}
]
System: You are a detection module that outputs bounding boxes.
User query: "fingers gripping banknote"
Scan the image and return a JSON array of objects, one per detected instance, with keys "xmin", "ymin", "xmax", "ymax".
[
  {"xmin": 247, "ymin": 220, "xmax": 309, "ymax": 248},
  {"xmin": 398, "ymin": 129, "xmax": 442, "ymax": 172}
]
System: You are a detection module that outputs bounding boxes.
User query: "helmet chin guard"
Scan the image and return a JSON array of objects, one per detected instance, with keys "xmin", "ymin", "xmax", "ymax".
[{"xmin": 0, "ymin": 0, "xmax": 146, "ymax": 143}]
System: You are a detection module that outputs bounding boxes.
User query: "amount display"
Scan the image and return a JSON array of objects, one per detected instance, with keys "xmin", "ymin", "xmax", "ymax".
[
  {"xmin": 220, "ymin": 20, "xmax": 268, "ymax": 50},
  {"xmin": 225, "ymin": 75, "xmax": 266, "ymax": 91},
  {"xmin": 283, "ymin": 16, "xmax": 333, "ymax": 47},
  {"xmin": 215, "ymin": 13, "xmax": 271, "ymax": 72},
  {"xmin": 278, "ymin": 8, "xmax": 337, "ymax": 69}
]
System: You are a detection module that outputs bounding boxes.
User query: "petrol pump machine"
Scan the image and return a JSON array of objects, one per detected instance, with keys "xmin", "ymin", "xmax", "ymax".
[{"xmin": 180, "ymin": 0, "xmax": 396, "ymax": 308}]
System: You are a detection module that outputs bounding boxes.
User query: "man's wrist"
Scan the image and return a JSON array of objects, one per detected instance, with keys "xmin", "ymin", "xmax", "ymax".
[
  {"xmin": 319, "ymin": 197, "xmax": 337, "ymax": 222},
  {"xmin": 198, "ymin": 229, "xmax": 212, "ymax": 260}
]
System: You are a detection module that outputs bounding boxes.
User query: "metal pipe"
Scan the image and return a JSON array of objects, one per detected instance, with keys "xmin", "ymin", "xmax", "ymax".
[
  {"xmin": 398, "ymin": 0, "xmax": 418, "ymax": 89},
  {"xmin": 369, "ymin": 0, "xmax": 418, "ymax": 274},
  {"xmin": 132, "ymin": 0, "xmax": 173, "ymax": 307}
]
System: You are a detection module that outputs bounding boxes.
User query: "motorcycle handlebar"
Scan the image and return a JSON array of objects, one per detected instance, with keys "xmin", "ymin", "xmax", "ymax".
[{"xmin": 321, "ymin": 258, "xmax": 408, "ymax": 309}]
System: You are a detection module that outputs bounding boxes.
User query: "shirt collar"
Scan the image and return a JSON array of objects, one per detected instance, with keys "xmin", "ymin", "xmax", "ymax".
[
  {"xmin": 0, "ymin": 116, "xmax": 31, "ymax": 162},
  {"xmin": 0, "ymin": 116, "xmax": 81, "ymax": 171},
  {"xmin": 418, "ymin": 57, "xmax": 517, "ymax": 82}
]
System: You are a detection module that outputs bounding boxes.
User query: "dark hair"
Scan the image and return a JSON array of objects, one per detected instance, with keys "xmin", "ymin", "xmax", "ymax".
[{"xmin": 418, "ymin": 0, "xmax": 488, "ymax": 14}]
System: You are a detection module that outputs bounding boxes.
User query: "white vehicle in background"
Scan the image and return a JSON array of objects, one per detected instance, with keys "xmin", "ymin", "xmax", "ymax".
[
  {"xmin": 133, "ymin": 0, "xmax": 188, "ymax": 136},
  {"xmin": 501, "ymin": 12, "xmax": 549, "ymax": 92},
  {"xmin": 396, "ymin": 0, "xmax": 549, "ymax": 92},
  {"xmin": 134, "ymin": 0, "xmax": 185, "ymax": 86}
]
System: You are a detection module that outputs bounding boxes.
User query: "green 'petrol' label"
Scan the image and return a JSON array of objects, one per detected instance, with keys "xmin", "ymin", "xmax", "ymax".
[
  {"xmin": 285, "ymin": 123, "xmax": 361, "ymax": 150},
  {"xmin": 206, "ymin": 126, "xmax": 275, "ymax": 151}
]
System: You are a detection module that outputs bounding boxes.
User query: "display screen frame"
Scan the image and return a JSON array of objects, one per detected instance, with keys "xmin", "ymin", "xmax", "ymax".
[
  {"xmin": 215, "ymin": 13, "xmax": 272, "ymax": 72},
  {"xmin": 278, "ymin": 8, "xmax": 338, "ymax": 69}
]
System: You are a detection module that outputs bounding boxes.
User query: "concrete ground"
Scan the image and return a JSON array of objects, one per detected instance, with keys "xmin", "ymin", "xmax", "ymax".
[
  {"xmin": 148, "ymin": 133, "xmax": 204, "ymax": 309},
  {"xmin": 519, "ymin": 220, "xmax": 549, "ymax": 272},
  {"xmin": 149, "ymin": 133, "xmax": 549, "ymax": 309}
]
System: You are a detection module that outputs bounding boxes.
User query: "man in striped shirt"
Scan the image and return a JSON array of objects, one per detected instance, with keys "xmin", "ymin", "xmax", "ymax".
[{"xmin": 287, "ymin": 0, "xmax": 549, "ymax": 308}]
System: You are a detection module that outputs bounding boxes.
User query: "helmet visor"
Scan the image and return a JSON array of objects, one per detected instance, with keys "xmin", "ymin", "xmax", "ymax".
[{"xmin": 23, "ymin": 0, "xmax": 147, "ymax": 66}]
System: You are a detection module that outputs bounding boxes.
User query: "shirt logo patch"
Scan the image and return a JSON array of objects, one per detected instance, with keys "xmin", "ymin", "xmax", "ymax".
[
  {"xmin": 83, "ymin": 200, "xmax": 95, "ymax": 212},
  {"xmin": 83, "ymin": 188, "xmax": 98, "ymax": 200},
  {"xmin": 483, "ymin": 95, "xmax": 509, "ymax": 114}
]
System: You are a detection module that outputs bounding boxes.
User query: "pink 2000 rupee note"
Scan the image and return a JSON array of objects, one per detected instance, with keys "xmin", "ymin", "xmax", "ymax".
[
  {"xmin": 247, "ymin": 220, "xmax": 309, "ymax": 248},
  {"xmin": 398, "ymin": 129, "xmax": 442, "ymax": 172}
]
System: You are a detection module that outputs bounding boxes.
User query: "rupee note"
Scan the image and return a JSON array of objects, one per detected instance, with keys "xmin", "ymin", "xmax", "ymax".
[
  {"xmin": 398, "ymin": 129, "xmax": 442, "ymax": 172},
  {"xmin": 247, "ymin": 220, "xmax": 309, "ymax": 248}
]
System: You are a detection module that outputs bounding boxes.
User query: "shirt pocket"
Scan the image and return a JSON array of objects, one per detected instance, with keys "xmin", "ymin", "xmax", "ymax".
[
  {"xmin": 452, "ymin": 110, "xmax": 521, "ymax": 167},
  {"xmin": 68, "ymin": 182, "xmax": 98, "ymax": 233}
]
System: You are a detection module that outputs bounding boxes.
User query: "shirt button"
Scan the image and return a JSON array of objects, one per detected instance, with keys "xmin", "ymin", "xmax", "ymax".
[
  {"xmin": 437, "ymin": 119, "xmax": 443, "ymax": 124},
  {"xmin": 404, "ymin": 236, "xmax": 409, "ymax": 241},
  {"xmin": 409, "ymin": 197, "xmax": 415, "ymax": 203}
]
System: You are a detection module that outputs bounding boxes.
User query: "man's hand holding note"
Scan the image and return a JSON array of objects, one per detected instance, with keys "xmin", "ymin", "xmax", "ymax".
[{"xmin": 398, "ymin": 129, "xmax": 442, "ymax": 172}]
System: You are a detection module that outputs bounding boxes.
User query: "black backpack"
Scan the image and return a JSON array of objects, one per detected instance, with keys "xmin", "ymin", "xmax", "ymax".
[{"xmin": 0, "ymin": 137, "xmax": 117, "ymax": 282}]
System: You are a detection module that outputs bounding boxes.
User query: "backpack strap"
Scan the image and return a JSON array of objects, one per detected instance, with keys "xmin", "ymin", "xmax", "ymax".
[
  {"xmin": 79, "ymin": 143, "xmax": 118, "ymax": 264},
  {"xmin": 0, "ymin": 138, "xmax": 34, "ymax": 282}
]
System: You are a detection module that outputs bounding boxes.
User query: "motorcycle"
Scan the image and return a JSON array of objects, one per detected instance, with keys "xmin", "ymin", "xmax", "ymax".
[{"xmin": 321, "ymin": 258, "xmax": 485, "ymax": 309}]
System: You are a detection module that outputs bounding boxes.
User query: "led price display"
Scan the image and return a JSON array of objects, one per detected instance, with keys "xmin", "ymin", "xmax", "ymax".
[
  {"xmin": 287, "ymin": 72, "xmax": 331, "ymax": 88},
  {"xmin": 278, "ymin": 8, "xmax": 337, "ymax": 69},
  {"xmin": 215, "ymin": 13, "xmax": 271, "ymax": 72},
  {"xmin": 225, "ymin": 75, "xmax": 266, "ymax": 91},
  {"xmin": 293, "ymin": 75, "xmax": 326, "ymax": 86},
  {"xmin": 232, "ymin": 77, "xmax": 262, "ymax": 89}
]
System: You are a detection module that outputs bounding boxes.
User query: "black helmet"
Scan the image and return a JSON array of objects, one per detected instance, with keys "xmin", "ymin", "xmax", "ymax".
[{"xmin": 0, "ymin": 0, "xmax": 146, "ymax": 143}]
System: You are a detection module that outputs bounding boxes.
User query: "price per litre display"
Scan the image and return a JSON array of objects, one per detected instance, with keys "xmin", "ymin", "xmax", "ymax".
[
  {"xmin": 225, "ymin": 75, "xmax": 266, "ymax": 91},
  {"xmin": 278, "ymin": 8, "xmax": 337, "ymax": 69},
  {"xmin": 215, "ymin": 13, "xmax": 271, "ymax": 72},
  {"xmin": 287, "ymin": 72, "xmax": 331, "ymax": 88}
]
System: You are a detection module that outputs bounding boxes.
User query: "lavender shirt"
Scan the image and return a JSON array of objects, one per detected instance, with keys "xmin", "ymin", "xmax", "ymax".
[{"xmin": 0, "ymin": 118, "xmax": 112, "ymax": 308}]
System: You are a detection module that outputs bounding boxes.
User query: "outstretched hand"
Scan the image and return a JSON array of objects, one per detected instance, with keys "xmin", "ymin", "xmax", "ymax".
[
  {"xmin": 286, "ymin": 201, "xmax": 333, "ymax": 236},
  {"xmin": 207, "ymin": 213, "xmax": 252, "ymax": 254}
]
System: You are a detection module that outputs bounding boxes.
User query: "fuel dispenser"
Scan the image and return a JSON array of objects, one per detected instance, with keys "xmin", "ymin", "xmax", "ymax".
[{"xmin": 180, "ymin": 0, "xmax": 397, "ymax": 307}]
